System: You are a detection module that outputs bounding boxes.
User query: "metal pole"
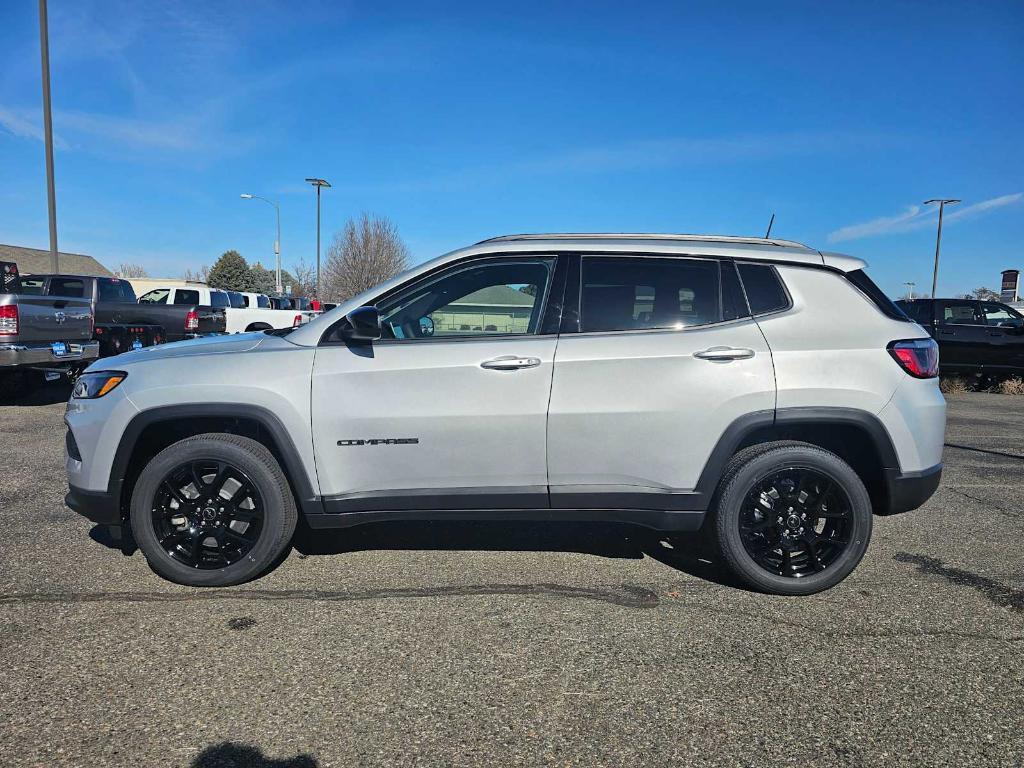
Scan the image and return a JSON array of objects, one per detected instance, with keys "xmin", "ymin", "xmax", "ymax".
[
  {"xmin": 274, "ymin": 202, "xmax": 282, "ymax": 294},
  {"xmin": 930, "ymin": 202, "xmax": 945, "ymax": 300},
  {"xmin": 315, "ymin": 185, "xmax": 321, "ymax": 298},
  {"xmin": 925, "ymin": 198, "xmax": 959, "ymax": 299},
  {"xmin": 38, "ymin": 0, "xmax": 59, "ymax": 272}
]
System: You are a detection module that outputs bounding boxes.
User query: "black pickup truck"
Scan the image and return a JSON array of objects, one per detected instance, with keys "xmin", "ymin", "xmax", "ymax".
[
  {"xmin": 896, "ymin": 297, "xmax": 1024, "ymax": 377},
  {"xmin": 23, "ymin": 274, "xmax": 227, "ymax": 347}
]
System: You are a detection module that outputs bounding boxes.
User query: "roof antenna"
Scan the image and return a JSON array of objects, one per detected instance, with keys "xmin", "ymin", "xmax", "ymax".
[{"xmin": 764, "ymin": 213, "xmax": 775, "ymax": 239}]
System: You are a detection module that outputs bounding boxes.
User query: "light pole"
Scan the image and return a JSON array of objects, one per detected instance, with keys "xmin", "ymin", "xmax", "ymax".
[
  {"xmin": 924, "ymin": 198, "xmax": 960, "ymax": 299},
  {"xmin": 240, "ymin": 194, "xmax": 282, "ymax": 294},
  {"xmin": 38, "ymin": 0, "xmax": 59, "ymax": 272},
  {"xmin": 903, "ymin": 281, "xmax": 915, "ymax": 300},
  {"xmin": 304, "ymin": 178, "xmax": 331, "ymax": 298}
]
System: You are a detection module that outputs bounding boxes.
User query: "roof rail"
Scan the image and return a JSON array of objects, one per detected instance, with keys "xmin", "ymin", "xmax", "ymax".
[{"xmin": 475, "ymin": 233, "xmax": 813, "ymax": 250}]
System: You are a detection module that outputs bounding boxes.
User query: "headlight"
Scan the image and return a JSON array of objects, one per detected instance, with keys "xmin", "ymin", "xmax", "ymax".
[{"xmin": 72, "ymin": 371, "xmax": 127, "ymax": 399}]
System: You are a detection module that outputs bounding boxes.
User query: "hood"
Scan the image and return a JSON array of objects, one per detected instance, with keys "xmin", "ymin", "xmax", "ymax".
[{"xmin": 87, "ymin": 332, "xmax": 270, "ymax": 371}]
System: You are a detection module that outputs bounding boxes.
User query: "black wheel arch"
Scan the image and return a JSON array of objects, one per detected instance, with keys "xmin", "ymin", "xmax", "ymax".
[
  {"xmin": 108, "ymin": 404, "xmax": 322, "ymax": 521},
  {"xmin": 696, "ymin": 407, "xmax": 901, "ymax": 515}
]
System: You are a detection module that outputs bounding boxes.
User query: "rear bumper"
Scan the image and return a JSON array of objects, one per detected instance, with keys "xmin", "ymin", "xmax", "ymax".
[
  {"xmin": 65, "ymin": 484, "xmax": 121, "ymax": 525},
  {"xmin": 882, "ymin": 463, "xmax": 942, "ymax": 515},
  {"xmin": 0, "ymin": 341, "xmax": 100, "ymax": 369}
]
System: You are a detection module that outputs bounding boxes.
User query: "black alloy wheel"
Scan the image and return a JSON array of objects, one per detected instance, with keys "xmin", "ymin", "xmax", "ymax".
[
  {"xmin": 713, "ymin": 441, "xmax": 872, "ymax": 595},
  {"xmin": 130, "ymin": 433, "xmax": 297, "ymax": 587},
  {"xmin": 738, "ymin": 467, "xmax": 851, "ymax": 578},
  {"xmin": 152, "ymin": 459, "xmax": 264, "ymax": 569}
]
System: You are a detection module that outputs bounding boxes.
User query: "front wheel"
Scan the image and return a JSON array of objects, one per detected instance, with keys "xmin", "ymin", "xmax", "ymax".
[
  {"xmin": 712, "ymin": 442, "xmax": 872, "ymax": 595},
  {"xmin": 130, "ymin": 433, "xmax": 297, "ymax": 587}
]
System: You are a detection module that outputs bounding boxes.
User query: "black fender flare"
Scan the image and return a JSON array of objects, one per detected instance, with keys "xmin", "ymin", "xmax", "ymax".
[{"xmin": 107, "ymin": 403, "xmax": 322, "ymax": 517}]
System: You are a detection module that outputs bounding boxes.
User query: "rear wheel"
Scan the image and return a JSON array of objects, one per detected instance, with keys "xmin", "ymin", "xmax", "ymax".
[
  {"xmin": 712, "ymin": 442, "xmax": 872, "ymax": 595},
  {"xmin": 130, "ymin": 433, "xmax": 297, "ymax": 586}
]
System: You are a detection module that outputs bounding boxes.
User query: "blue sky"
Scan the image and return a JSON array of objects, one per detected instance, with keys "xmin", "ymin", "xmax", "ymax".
[{"xmin": 1, "ymin": 0, "xmax": 1021, "ymax": 297}]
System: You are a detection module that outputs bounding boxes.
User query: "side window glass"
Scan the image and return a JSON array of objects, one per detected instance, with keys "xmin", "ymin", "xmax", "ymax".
[
  {"xmin": 721, "ymin": 261, "xmax": 749, "ymax": 321},
  {"xmin": 941, "ymin": 301, "xmax": 981, "ymax": 324},
  {"xmin": 736, "ymin": 263, "xmax": 789, "ymax": 315},
  {"xmin": 581, "ymin": 257, "xmax": 721, "ymax": 332},
  {"xmin": 981, "ymin": 302, "xmax": 1023, "ymax": 326},
  {"xmin": 49, "ymin": 278, "xmax": 85, "ymax": 298},
  {"xmin": 139, "ymin": 289, "xmax": 169, "ymax": 304},
  {"xmin": 175, "ymin": 289, "xmax": 201, "ymax": 306},
  {"xmin": 378, "ymin": 258, "xmax": 554, "ymax": 340}
]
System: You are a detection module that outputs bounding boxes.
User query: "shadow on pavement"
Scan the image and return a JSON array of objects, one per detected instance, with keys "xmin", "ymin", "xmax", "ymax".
[
  {"xmin": 292, "ymin": 519, "xmax": 739, "ymax": 588},
  {"xmin": 190, "ymin": 742, "xmax": 317, "ymax": 767}
]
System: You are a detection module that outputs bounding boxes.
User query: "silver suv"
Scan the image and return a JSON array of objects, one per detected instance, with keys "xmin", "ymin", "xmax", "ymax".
[{"xmin": 64, "ymin": 234, "xmax": 945, "ymax": 595}]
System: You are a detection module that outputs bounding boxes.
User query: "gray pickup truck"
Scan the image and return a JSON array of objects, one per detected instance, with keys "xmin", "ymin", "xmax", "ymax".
[{"xmin": 1, "ymin": 261, "xmax": 99, "ymax": 398}]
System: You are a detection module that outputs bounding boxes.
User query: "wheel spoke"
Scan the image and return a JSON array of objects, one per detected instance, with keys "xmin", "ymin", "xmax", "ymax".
[
  {"xmin": 150, "ymin": 458, "xmax": 266, "ymax": 571},
  {"xmin": 740, "ymin": 467, "xmax": 852, "ymax": 578}
]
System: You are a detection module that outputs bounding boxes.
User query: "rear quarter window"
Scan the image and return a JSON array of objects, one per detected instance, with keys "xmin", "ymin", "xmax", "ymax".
[
  {"xmin": 736, "ymin": 263, "xmax": 790, "ymax": 315},
  {"xmin": 845, "ymin": 269, "xmax": 911, "ymax": 321}
]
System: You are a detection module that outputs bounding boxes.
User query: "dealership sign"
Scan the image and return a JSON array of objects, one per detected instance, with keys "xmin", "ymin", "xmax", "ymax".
[{"xmin": 1001, "ymin": 269, "xmax": 1020, "ymax": 303}]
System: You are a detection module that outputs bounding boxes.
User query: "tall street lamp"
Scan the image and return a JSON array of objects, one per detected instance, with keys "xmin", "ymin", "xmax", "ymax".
[
  {"xmin": 305, "ymin": 178, "xmax": 331, "ymax": 298},
  {"xmin": 38, "ymin": 0, "xmax": 59, "ymax": 272},
  {"xmin": 924, "ymin": 198, "xmax": 960, "ymax": 299},
  {"xmin": 903, "ymin": 281, "xmax": 915, "ymax": 300},
  {"xmin": 240, "ymin": 194, "xmax": 282, "ymax": 294}
]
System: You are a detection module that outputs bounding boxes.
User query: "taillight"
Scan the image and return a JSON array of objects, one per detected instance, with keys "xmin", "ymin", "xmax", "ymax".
[
  {"xmin": 888, "ymin": 338, "xmax": 939, "ymax": 379},
  {"xmin": 0, "ymin": 304, "xmax": 19, "ymax": 335},
  {"xmin": 185, "ymin": 309, "xmax": 199, "ymax": 331},
  {"xmin": 293, "ymin": 314, "xmax": 302, "ymax": 327}
]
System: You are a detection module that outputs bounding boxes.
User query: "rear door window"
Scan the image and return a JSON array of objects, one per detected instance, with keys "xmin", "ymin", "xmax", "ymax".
[
  {"xmin": 174, "ymin": 289, "xmax": 201, "ymax": 306},
  {"xmin": 981, "ymin": 302, "xmax": 1024, "ymax": 326},
  {"xmin": 257, "ymin": 295, "xmax": 271, "ymax": 308},
  {"xmin": 98, "ymin": 279, "xmax": 137, "ymax": 303},
  {"xmin": 580, "ymin": 256, "xmax": 721, "ymax": 332},
  {"xmin": 938, "ymin": 300, "xmax": 982, "ymax": 324},
  {"xmin": 210, "ymin": 291, "xmax": 230, "ymax": 308}
]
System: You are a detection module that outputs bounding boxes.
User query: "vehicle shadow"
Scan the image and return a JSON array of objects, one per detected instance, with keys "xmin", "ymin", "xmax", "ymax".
[
  {"xmin": 291, "ymin": 519, "xmax": 739, "ymax": 588},
  {"xmin": 2, "ymin": 378, "xmax": 72, "ymax": 406},
  {"xmin": 190, "ymin": 742, "xmax": 317, "ymax": 767}
]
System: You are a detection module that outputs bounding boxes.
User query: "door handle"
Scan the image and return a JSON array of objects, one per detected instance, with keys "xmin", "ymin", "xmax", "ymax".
[
  {"xmin": 938, "ymin": 329, "xmax": 956, "ymax": 336},
  {"xmin": 480, "ymin": 355, "xmax": 541, "ymax": 370},
  {"xmin": 693, "ymin": 346, "xmax": 755, "ymax": 361},
  {"xmin": 988, "ymin": 331, "xmax": 1004, "ymax": 337}
]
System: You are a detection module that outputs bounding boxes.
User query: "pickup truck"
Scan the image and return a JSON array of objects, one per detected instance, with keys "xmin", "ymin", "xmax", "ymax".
[
  {"xmin": 896, "ymin": 297, "xmax": 1024, "ymax": 377},
  {"xmin": 269, "ymin": 295, "xmax": 318, "ymax": 323},
  {"xmin": 0, "ymin": 261, "xmax": 99, "ymax": 398},
  {"xmin": 21, "ymin": 274, "xmax": 166, "ymax": 357},
  {"xmin": 134, "ymin": 285, "xmax": 228, "ymax": 340},
  {"xmin": 142, "ymin": 284, "xmax": 306, "ymax": 333}
]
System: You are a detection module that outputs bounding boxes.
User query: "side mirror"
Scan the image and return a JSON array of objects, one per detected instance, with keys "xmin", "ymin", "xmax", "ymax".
[{"xmin": 343, "ymin": 305, "xmax": 381, "ymax": 342}]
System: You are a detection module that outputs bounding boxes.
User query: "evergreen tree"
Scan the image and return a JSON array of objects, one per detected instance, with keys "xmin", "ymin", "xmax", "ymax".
[
  {"xmin": 248, "ymin": 262, "xmax": 277, "ymax": 294},
  {"xmin": 207, "ymin": 250, "xmax": 250, "ymax": 291}
]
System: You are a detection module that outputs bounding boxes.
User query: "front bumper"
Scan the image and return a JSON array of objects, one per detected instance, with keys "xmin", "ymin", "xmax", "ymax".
[
  {"xmin": 65, "ymin": 484, "xmax": 121, "ymax": 525},
  {"xmin": 882, "ymin": 463, "xmax": 942, "ymax": 515},
  {"xmin": 0, "ymin": 340, "xmax": 100, "ymax": 369}
]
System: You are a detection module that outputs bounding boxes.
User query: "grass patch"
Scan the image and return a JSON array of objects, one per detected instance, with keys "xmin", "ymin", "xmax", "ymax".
[
  {"xmin": 994, "ymin": 377, "xmax": 1024, "ymax": 395},
  {"xmin": 939, "ymin": 376, "xmax": 971, "ymax": 395}
]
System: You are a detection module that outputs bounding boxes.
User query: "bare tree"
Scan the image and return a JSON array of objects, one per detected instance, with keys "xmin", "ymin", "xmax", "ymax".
[
  {"xmin": 957, "ymin": 286, "xmax": 1000, "ymax": 301},
  {"xmin": 288, "ymin": 258, "xmax": 317, "ymax": 298},
  {"xmin": 115, "ymin": 263, "xmax": 148, "ymax": 278},
  {"xmin": 183, "ymin": 265, "xmax": 210, "ymax": 283},
  {"xmin": 323, "ymin": 213, "xmax": 410, "ymax": 301}
]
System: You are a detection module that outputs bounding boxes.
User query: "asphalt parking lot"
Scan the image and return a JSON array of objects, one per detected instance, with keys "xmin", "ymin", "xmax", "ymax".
[{"xmin": 1, "ymin": 386, "xmax": 1022, "ymax": 767}]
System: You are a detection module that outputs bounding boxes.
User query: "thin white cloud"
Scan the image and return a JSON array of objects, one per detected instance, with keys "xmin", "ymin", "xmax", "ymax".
[
  {"xmin": 0, "ymin": 107, "xmax": 69, "ymax": 149},
  {"xmin": 827, "ymin": 193, "xmax": 1023, "ymax": 243}
]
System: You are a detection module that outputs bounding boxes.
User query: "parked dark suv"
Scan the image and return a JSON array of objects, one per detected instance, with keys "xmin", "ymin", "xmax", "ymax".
[{"xmin": 896, "ymin": 298, "xmax": 1024, "ymax": 376}]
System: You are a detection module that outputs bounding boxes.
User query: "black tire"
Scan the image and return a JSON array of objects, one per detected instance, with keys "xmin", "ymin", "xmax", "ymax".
[
  {"xmin": 712, "ymin": 441, "xmax": 872, "ymax": 596},
  {"xmin": 130, "ymin": 433, "xmax": 297, "ymax": 587}
]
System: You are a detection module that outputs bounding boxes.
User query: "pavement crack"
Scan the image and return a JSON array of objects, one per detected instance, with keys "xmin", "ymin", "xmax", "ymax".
[
  {"xmin": 894, "ymin": 551, "xmax": 1024, "ymax": 614},
  {"xmin": 944, "ymin": 486, "xmax": 1022, "ymax": 521},
  {"xmin": 0, "ymin": 582, "xmax": 660, "ymax": 609}
]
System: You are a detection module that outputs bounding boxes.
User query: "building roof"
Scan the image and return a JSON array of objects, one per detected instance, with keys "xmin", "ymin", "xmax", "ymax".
[{"xmin": 0, "ymin": 243, "xmax": 112, "ymax": 277}]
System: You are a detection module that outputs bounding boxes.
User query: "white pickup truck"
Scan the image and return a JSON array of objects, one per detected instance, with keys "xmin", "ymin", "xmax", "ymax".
[{"xmin": 138, "ymin": 285, "xmax": 308, "ymax": 333}]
